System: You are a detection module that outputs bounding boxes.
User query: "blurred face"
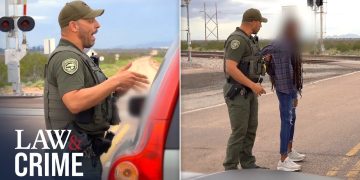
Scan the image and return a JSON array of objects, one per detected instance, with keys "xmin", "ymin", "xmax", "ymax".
[
  {"xmin": 285, "ymin": 21, "xmax": 299, "ymax": 42},
  {"xmin": 75, "ymin": 18, "xmax": 100, "ymax": 48},
  {"xmin": 251, "ymin": 20, "xmax": 262, "ymax": 34},
  {"xmin": 291, "ymin": 24, "xmax": 298, "ymax": 39}
]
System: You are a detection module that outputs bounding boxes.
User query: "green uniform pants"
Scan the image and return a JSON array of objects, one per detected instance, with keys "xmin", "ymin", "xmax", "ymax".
[{"xmin": 223, "ymin": 84, "xmax": 258, "ymax": 170}]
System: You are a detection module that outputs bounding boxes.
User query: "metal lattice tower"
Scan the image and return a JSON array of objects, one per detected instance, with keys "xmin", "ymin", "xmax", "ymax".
[{"xmin": 200, "ymin": 2, "xmax": 219, "ymax": 41}]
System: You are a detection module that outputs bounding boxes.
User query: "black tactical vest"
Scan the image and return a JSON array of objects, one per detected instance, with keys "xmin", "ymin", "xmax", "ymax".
[
  {"xmin": 44, "ymin": 46, "xmax": 119, "ymax": 135},
  {"xmin": 224, "ymin": 29, "xmax": 266, "ymax": 83}
]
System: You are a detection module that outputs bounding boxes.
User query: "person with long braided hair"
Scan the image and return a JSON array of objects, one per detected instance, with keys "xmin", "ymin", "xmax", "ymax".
[{"xmin": 261, "ymin": 19, "xmax": 304, "ymax": 172}]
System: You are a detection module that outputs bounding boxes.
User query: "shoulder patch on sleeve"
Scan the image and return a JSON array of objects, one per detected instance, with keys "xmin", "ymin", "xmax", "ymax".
[
  {"xmin": 230, "ymin": 40, "xmax": 240, "ymax": 49},
  {"xmin": 62, "ymin": 58, "xmax": 78, "ymax": 75}
]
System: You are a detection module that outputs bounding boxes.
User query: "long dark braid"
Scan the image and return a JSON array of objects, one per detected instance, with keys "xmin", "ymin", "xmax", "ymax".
[
  {"xmin": 292, "ymin": 47, "xmax": 303, "ymax": 96},
  {"xmin": 288, "ymin": 19, "xmax": 303, "ymax": 96}
]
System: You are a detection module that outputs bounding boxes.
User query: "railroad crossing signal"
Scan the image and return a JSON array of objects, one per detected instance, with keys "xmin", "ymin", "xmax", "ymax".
[
  {"xmin": 17, "ymin": 16, "xmax": 35, "ymax": 32},
  {"xmin": 2, "ymin": 0, "xmax": 35, "ymax": 95},
  {"xmin": 0, "ymin": 17, "xmax": 14, "ymax": 32},
  {"xmin": 307, "ymin": 0, "xmax": 314, "ymax": 7},
  {"xmin": 307, "ymin": 0, "xmax": 323, "ymax": 7},
  {"xmin": 0, "ymin": 16, "xmax": 35, "ymax": 32},
  {"xmin": 315, "ymin": 0, "xmax": 323, "ymax": 7}
]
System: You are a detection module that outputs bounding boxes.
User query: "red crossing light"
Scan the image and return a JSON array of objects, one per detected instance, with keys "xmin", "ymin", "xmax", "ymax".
[
  {"xmin": 17, "ymin": 16, "xmax": 35, "ymax": 32},
  {"xmin": 0, "ymin": 17, "xmax": 15, "ymax": 32},
  {"xmin": 315, "ymin": 0, "xmax": 323, "ymax": 7}
]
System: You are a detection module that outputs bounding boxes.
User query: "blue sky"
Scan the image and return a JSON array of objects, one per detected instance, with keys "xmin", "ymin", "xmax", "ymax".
[
  {"xmin": 181, "ymin": 0, "xmax": 360, "ymax": 40},
  {"xmin": 0, "ymin": 0, "xmax": 179, "ymax": 49}
]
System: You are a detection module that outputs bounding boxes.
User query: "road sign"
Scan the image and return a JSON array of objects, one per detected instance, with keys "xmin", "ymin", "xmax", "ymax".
[{"xmin": 44, "ymin": 38, "xmax": 56, "ymax": 55}]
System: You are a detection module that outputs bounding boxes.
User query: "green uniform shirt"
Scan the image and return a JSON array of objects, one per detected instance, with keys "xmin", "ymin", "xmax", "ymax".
[
  {"xmin": 44, "ymin": 39, "xmax": 110, "ymax": 134},
  {"xmin": 224, "ymin": 27, "xmax": 252, "ymax": 63},
  {"xmin": 48, "ymin": 39, "xmax": 95, "ymax": 97},
  {"xmin": 224, "ymin": 27, "xmax": 253, "ymax": 93}
]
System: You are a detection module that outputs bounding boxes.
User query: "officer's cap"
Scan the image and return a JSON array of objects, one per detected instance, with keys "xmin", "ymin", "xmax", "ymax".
[
  {"xmin": 58, "ymin": 1, "xmax": 104, "ymax": 28},
  {"xmin": 242, "ymin": 8, "xmax": 268, "ymax": 23}
]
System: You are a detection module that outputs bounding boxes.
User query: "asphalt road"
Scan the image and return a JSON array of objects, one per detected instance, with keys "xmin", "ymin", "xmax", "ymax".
[
  {"xmin": 0, "ymin": 96, "xmax": 45, "ymax": 179},
  {"xmin": 181, "ymin": 58, "xmax": 360, "ymax": 113},
  {"xmin": 181, "ymin": 60, "xmax": 360, "ymax": 179}
]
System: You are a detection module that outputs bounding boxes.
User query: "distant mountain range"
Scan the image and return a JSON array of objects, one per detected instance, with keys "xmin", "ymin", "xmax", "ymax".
[{"xmin": 326, "ymin": 34, "xmax": 360, "ymax": 39}]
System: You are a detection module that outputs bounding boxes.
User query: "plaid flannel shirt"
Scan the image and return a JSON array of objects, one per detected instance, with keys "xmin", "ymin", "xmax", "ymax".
[{"xmin": 261, "ymin": 38, "xmax": 298, "ymax": 94}]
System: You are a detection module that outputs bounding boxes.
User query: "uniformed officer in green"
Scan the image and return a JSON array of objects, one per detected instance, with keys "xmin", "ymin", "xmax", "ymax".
[
  {"xmin": 223, "ymin": 8, "xmax": 270, "ymax": 170},
  {"xmin": 44, "ymin": 1, "xmax": 149, "ymax": 179}
]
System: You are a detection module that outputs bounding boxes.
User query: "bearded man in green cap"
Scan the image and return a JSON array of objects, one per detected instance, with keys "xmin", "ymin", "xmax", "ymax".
[
  {"xmin": 44, "ymin": 1, "xmax": 149, "ymax": 179},
  {"xmin": 223, "ymin": 8, "xmax": 271, "ymax": 170}
]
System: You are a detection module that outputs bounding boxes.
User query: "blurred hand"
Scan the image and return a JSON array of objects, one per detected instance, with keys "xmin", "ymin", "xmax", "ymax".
[
  {"xmin": 263, "ymin": 54, "xmax": 272, "ymax": 62},
  {"xmin": 114, "ymin": 87, "xmax": 129, "ymax": 96},
  {"xmin": 251, "ymin": 83, "xmax": 266, "ymax": 96},
  {"xmin": 293, "ymin": 99, "xmax": 298, "ymax": 107},
  {"xmin": 113, "ymin": 63, "xmax": 149, "ymax": 93}
]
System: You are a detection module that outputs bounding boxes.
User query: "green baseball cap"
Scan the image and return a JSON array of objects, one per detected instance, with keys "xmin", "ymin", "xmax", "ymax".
[
  {"xmin": 58, "ymin": 1, "xmax": 104, "ymax": 28},
  {"xmin": 242, "ymin": 8, "xmax": 267, "ymax": 23}
]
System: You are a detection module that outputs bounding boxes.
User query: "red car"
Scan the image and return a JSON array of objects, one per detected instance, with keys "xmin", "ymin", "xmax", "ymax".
[{"xmin": 102, "ymin": 40, "xmax": 179, "ymax": 180}]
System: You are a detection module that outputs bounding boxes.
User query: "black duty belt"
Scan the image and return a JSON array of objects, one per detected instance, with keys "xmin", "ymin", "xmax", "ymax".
[{"xmin": 227, "ymin": 78, "xmax": 253, "ymax": 92}]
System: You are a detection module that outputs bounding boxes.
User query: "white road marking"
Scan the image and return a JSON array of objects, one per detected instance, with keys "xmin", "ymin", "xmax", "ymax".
[{"xmin": 181, "ymin": 71, "xmax": 360, "ymax": 115}]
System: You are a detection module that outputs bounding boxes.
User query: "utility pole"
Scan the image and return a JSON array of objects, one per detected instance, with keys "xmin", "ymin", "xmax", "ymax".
[
  {"xmin": 5, "ymin": 0, "xmax": 10, "ymax": 49},
  {"xmin": 185, "ymin": 0, "xmax": 192, "ymax": 62},
  {"xmin": 314, "ymin": 5, "xmax": 317, "ymax": 54},
  {"xmin": 319, "ymin": 4, "xmax": 325, "ymax": 52},
  {"xmin": 307, "ymin": 0, "xmax": 326, "ymax": 54},
  {"xmin": 181, "ymin": 0, "xmax": 192, "ymax": 62}
]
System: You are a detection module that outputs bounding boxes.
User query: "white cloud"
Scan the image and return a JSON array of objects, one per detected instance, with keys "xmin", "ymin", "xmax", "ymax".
[
  {"xmin": 31, "ymin": 16, "xmax": 48, "ymax": 21},
  {"xmin": 184, "ymin": 0, "xmax": 360, "ymax": 40},
  {"xmin": 33, "ymin": 0, "xmax": 66, "ymax": 5}
]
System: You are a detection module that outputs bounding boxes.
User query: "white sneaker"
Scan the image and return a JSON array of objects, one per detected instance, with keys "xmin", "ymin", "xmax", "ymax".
[
  {"xmin": 288, "ymin": 150, "xmax": 305, "ymax": 162},
  {"xmin": 293, "ymin": 149, "xmax": 306, "ymax": 158},
  {"xmin": 277, "ymin": 157, "xmax": 301, "ymax": 171},
  {"xmin": 289, "ymin": 159, "xmax": 302, "ymax": 169}
]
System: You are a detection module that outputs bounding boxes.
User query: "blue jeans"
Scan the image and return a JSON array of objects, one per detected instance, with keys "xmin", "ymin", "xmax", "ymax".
[{"xmin": 276, "ymin": 90, "xmax": 297, "ymax": 155}]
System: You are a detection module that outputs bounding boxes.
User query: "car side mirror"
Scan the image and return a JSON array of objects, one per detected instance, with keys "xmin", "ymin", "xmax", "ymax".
[{"xmin": 128, "ymin": 96, "xmax": 146, "ymax": 117}]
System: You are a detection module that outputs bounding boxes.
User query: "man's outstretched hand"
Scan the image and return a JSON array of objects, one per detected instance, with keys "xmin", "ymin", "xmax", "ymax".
[{"xmin": 113, "ymin": 63, "xmax": 149, "ymax": 94}]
